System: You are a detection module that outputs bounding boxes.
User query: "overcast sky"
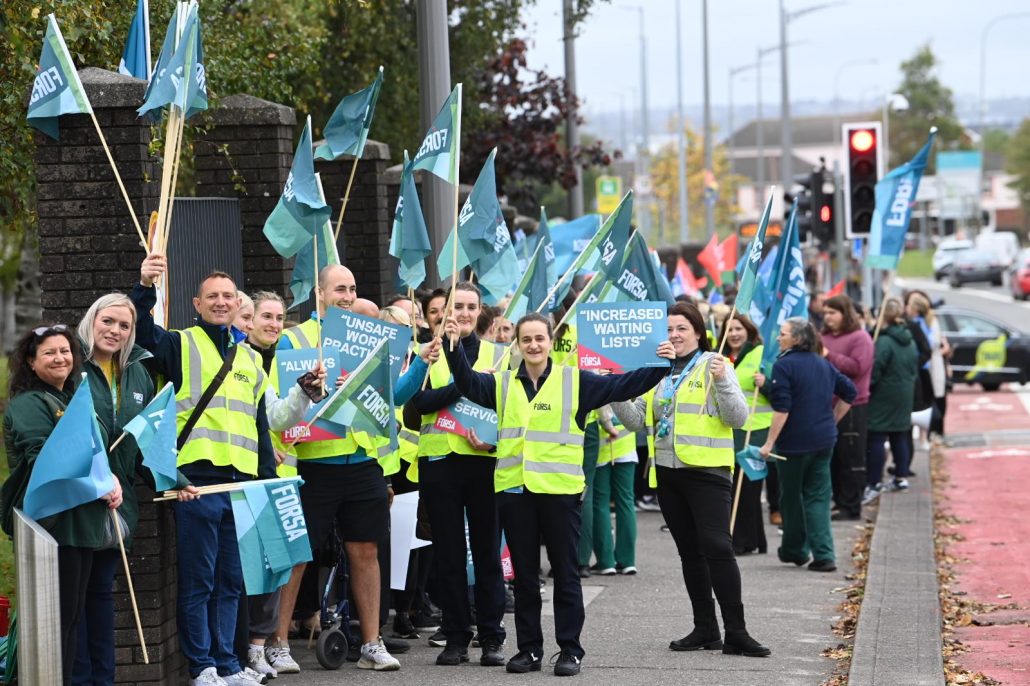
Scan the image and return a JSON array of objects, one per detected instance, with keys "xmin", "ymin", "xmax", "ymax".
[{"xmin": 521, "ymin": 0, "xmax": 1030, "ymax": 119}]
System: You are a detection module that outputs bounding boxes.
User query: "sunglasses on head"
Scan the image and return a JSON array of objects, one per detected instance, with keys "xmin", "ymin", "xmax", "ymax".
[{"xmin": 33, "ymin": 324, "xmax": 70, "ymax": 338}]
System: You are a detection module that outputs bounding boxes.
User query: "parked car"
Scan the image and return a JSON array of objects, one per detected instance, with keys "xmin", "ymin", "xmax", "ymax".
[
  {"xmin": 937, "ymin": 306, "xmax": 1030, "ymax": 391},
  {"xmin": 948, "ymin": 249, "xmax": 1005, "ymax": 288},
  {"xmin": 975, "ymin": 230, "xmax": 1020, "ymax": 268},
  {"xmin": 1010, "ymin": 248, "xmax": 1030, "ymax": 300},
  {"xmin": 933, "ymin": 238, "xmax": 974, "ymax": 280}
]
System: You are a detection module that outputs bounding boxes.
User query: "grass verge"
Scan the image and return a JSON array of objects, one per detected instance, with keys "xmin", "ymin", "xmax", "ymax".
[{"xmin": 898, "ymin": 249, "xmax": 934, "ymax": 279}]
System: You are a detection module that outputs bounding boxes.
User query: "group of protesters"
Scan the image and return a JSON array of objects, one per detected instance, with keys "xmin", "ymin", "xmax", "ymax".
[{"xmin": 1, "ymin": 246, "xmax": 949, "ymax": 685}]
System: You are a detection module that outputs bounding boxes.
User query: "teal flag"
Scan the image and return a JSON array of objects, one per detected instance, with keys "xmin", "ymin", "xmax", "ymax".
[
  {"xmin": 474, "ymin": 207, "xmax": 520, "ymax": 305},
  {"xmin": 26, "ymin": 14, "xmax": 93, "ymax": 140},
  {"xmin": 537, "ymin": 207, "xmax": 560, "ymax": 311},
  {"xmin": 611, "ymin": 232, "xmax": 675, "ymax": 306},
  {"xmin": 263, "ymin": 116, "xmax": 332, "ymax": 258},
  {"xmin": 505, "ymin": 208, "xmax": 557, "ymax": 320},
  {"xmin": 316, "ymin": 339, "xmax": 397, "ymax": 451},
  {"xmin": 23, "ymin": 378, "xmax": 115, "ymax": 521},
  {"xmin": 122, "ymin": 382, "xmax": 179, "ymax": 492},
  {"xmin": 759, "ymin": 200, "xmax": 809, "ymax": 373},
  {"xmin": 137, "ymin": 0, "xmax": 207, "ymax": 120},
  {"xmin": 866, "ymin": 129, "xmax": 937, "ymax": 270},
  {"xmin": 388, "ymin": 151, "xmax": 432, "ymax": 290},
  {"xmin": 736, "ymin": 193, "xmax": 773, "ymax": 315},
  {"xmin": 412, "ymin": 84, "xmax": 461, "ymax": 185},
  {"xmin": 231, "ymin": 477, "xmax": 312, "ymax": 595},
  {"xmin": 288, "ymin": 173, "xmax": 340, "ymax": 308},
  {"xmin": 315, "ymin": 66, "xmax": 384, "ymax": 161},
  {"xmin": 597, "ymin": 192, "xmax": 635, "ymax": 280}
]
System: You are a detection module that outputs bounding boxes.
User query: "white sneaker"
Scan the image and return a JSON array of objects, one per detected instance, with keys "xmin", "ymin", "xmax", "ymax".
[
  {"xmin": 190, "ymin": 668, "xmax": 227, "ymax": 686},
  {"xmin": 247, "ymin": 648, "xmax": 277, "ymax": 680},
  {"xmin": 265, "ymin": 641, "xmax": 300, "ymax": 674},
  {"xmin": 222, "ymin": 670, "xmax": 263, "ymax": 685},
  {"xmin": 357, "ymin": 640, "xmax": 401, "ymax": 671}
]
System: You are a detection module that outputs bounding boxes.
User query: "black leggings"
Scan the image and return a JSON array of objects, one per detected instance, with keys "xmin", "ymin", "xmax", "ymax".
[
  {"xmin": 656, "ymin": 466, "xmax": 742, "ymax": 610},
  {"xmin": 930, "ymin": 395, "xmax": 947, "ymax": 437}
]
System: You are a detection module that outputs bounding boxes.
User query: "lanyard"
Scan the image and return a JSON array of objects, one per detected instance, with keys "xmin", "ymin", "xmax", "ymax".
[{"xmin": 658, "ymin": 350, "xmax": 703, "ymax": 415}]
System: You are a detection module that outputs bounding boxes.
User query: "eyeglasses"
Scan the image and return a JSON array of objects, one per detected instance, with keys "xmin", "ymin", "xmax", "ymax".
[{"xmin": 33, "ymin": 324, "xmax": 70, "ymax": 338}]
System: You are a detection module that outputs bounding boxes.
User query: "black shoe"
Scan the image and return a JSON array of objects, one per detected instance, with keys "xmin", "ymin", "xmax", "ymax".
[
  {"xmin": 436, "ymin": 646, "xmax": 469, "ymax": 665},
  {"xmin": 723, "ymin": 631, "xmax": 771, "ymax": 657},
  {"xmin": 808, "ymin": 559, "xmax": 837, "ymax": 572},
  {"xmin": 777, "ymin": 547, "xmax": 809, "ymax": 566},
  {"xmin": 382, "ymin": 635, "xmax": 410, "ymax": 654},
  {"xmin": 411, "ymin": 610, "xmax": 440, "ymax": 631},
  {"xmin": 669, "ymin": 629, "xmax": 723, "ymax": 651},
  {"xmin": 427, "ymin": 629, "xmax": 447, "ymax": 648},
  {"xmin": 577, "ymin": 565, "xmax": 592, "ymax": 578},
  {"xmin": 552, "ymin": 650, "xmax": 582, "ymax": 676},
  {"xmin": 506, "ymin": 650, "xmax": 542, "ymax": 673},
  {"xmin": 831, "ymin": 511, "xmax": 861, "ymax": 521},
  {"xmin": 391, "ymin": 614, "xmax": 419, "ymax": 639},
  {"xmin": 480, "ymin": 641, "xmax": 505, "ymax": 666}
]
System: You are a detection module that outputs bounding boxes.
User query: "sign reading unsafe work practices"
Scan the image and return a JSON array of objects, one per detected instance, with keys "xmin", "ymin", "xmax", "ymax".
[{"xmin": 576, "ymin": 301, "xmax": 670, "ymax": 374}]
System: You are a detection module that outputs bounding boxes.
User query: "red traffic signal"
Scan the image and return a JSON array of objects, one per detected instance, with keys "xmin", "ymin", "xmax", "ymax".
[
  {"xmin": 850, "ymin": 129, "xmax": 876, "ymax": 153},
  {"xmin": 820, "ymin": 204, "xmax": 832, "ymax": 223},
  {"xmin": 842, "ymin": 122, "xmax": 883, "ymax": 237}
]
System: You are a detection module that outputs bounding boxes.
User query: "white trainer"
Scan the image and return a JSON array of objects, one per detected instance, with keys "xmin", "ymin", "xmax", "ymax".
[
  {"xmin": 265, "ymin": 641, "xmax": 301, "ymax": 674},
  {"xmin": 247, "ymin": 647, "xmax": 277, "ymax": 681},
  {"xmin": 222, "ymin": 670, "xmax": 263, "ymax": 685},
  {"xmin": 189, "ymin": 668, "xmax": 227, "ymax": 686},
  {"xmin": 357, "ymin": 640, "xmax": 401, "ymax": 671}
]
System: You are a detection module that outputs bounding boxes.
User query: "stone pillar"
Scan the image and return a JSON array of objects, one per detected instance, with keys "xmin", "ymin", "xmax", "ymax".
[
  {"xmin": 32, "ymin": 67, "xmax": 185, "ymax": 684},
  {"xmin": 193, "ymin": 94, "xmax": 296, "ymax": 296},
  {"xmin": 315, "ymin": 140, "xmax": 392, "ymax": 305}
]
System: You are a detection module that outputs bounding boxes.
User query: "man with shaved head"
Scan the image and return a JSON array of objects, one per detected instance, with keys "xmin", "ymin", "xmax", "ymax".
[{"xmin": 352, "ymin": 298, "xmax": 380, "ymax": 318}]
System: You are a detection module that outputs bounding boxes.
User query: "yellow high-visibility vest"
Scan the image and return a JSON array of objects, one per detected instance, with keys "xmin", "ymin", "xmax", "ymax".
[{"xmin": 734, "ymin": 345, "xmax": 772, "ymax": 431}]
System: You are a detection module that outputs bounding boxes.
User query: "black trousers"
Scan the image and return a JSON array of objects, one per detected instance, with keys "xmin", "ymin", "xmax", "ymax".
[
  {"xmin": 831, "ymin": 404, "xmax": 868, "ymax": 517},
  {"xmin": 58, "ymin": 546, "xmax": 94, "ymax": 686},
  {"xmin": 498, "ymin": 490, "xmax": 585, "ymax": 659},
  {"xmin": 656, "ymin": 467, "xmax": 742, "ymax": 612},
  {"xmin": 930, "ymin": 395, "xmax": 947, "ymax": 437},
  {"xmin": 420, "ymin": 455, "xmax": 506, "ymax": 648},
  {"xmin": 765, "ymin": 461, "xmax": 780, "ymax": 513}
]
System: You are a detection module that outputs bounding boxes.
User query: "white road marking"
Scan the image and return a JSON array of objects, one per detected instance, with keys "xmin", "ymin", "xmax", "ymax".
[
  {"xmin": 965, "ymin": 447, "xmax": 1030, "ymax": 459},
  {"xmin": 957, "ymin": 397, "xmax": 1015, "ymax": 412}
]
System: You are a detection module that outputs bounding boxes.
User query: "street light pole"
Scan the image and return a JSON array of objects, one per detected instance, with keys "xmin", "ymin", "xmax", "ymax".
[
  {"xmin": 778, "ymin": 0, "xmax": 792, "ymax": 203},
  {"xmin": 622, "ymin": 5, "xmax": 652, "ymax": 238},
  {"xmin": 563, "ymin": 0, "xmax": 584, "ymax": 218},
  {"xmin": 675, "ymin": 0, "xmax": 689, "ymax": 244},
  {"xmin": 701, "ymin": 0, "xmax": 714, "ymax": 239}
]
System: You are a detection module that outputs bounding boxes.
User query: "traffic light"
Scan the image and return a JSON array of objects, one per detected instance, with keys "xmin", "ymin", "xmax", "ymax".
[
  {"xmin": 842, "ymin": 122, "xmax": 883, "ymax": 238},
  {"xmin": 810, "ymin": 164, "xmax": 835, "ymax": 244},
  {"xmin": 792, "ymin": 172, "xmax": 815, "ymax": 245}
]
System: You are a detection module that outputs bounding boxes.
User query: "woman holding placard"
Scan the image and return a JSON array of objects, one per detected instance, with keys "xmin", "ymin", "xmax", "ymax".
[
  {"xmin": 612, "ymin": 302, "xmax": 769, "ymax": 658},
  {"xmin": 443, "ymin": 311, "xmax": 672, "ymax": 677}
]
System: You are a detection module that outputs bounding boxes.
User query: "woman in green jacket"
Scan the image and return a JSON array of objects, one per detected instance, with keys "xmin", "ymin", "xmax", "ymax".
[{"xmin": 2, "ymin": 324, "xmax": 123, "ymax": 685}]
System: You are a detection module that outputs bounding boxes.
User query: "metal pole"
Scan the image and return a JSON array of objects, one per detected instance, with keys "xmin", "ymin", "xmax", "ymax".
[
  {"xmin": 675, "ymin": 0, "xmax": 689, "ymax": 243},
  {"xmin": 778, "ymin": 0, "xmax": 792, "ymax": 198},
  {"xmin": 756, "ymin": 48, "xmax": 764, "ymax": 204},
  {"xmin": 701, "ymin": 0, "xmax": 714, "ymax": 239},
  {"xmin": 833, "ymin": 160, "xmax": 848, "ymax": 285},
  {"xmin": 564, "ymin": 0, "xmax": 584, "ymax": 218},
  {"xmin": 728, "ymin": 68, "xmax": 735, "ymax": 178},
  {"xmin": 882, "ymin": 98, "xmax": 889, "ymax": 169},
  {"xmin": 636, "ymin": 6, "xmax": 651, "ymax": 238},
  {"xmin": 416, "ymin": 0, "xmax": 452, "ymax": 286},
  {"xmin": 15, "ymin": 509, "xmax": 63, "ymax": 685}
]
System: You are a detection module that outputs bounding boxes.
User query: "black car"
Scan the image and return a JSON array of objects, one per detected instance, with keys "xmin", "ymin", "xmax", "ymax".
[
  {"xmin": 948, "ymin": 249, "xmax": 1005, "ymax": 288},
  {"xmin": 937, "ymin": 306, "xmax": 1030, "ymax": 391}
]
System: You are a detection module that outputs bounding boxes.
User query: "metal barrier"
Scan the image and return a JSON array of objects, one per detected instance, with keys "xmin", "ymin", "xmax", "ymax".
[{"xmin": 14, "ymin": 508, "xmax": 61, "ymax": 685}]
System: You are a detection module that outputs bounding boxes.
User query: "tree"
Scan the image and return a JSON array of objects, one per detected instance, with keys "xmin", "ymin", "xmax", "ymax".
[
  {"xmin": 890, "ymin": 44, "xmax": 969, "ymax": 170},
  {"xmin": 1005, "ymin": 118, "xmax": 1030, "ymax": 227},
  {"xmin": 648, "ymin": 124, "xmax": 742, "ymax": 246}
]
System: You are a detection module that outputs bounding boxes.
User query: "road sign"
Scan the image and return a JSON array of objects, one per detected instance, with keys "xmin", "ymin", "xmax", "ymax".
[{"xmin": 596, "ymin": 175, "xmax": 622, "ymax": 215}]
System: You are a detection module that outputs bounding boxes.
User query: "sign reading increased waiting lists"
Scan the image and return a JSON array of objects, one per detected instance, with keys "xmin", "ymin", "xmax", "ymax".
[{"xmin": 576, "ymin": 301, "xmax": 670, "ymax": 374}]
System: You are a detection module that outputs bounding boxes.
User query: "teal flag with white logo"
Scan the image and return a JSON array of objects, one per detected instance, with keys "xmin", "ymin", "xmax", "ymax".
[
  {"xmin": 315, "ymin": 339, "xmax": 397, "ymax": 451},
  {"xmin": 288, "ymin": 173, "xmax": 340, "ymax": 307},
  {"xmin": 122, "ymin": 382, "xmax": 179, "ymax": 492},
  {"xmin": 389, "ymin": 151, "xmax": 432, "ymax": 290},
  {"xmin": 263, "ymin": 116, "xmax": 333, "ymax": 258},
  {"xmin": 315, "ymin": 66, "xmax": 384, "ymax": 161},
  {"xmin": 231, "ymin": 477, "xmax": 312, "ymax": 595},
  {"xmin": 26, "ymin": 14, "xmax": 93, "ymax": 140},
  {"xmin": 137, "ymin": 0, "xmax": 207, "ymax": 120},
  {"xmin": 597, "ymin": 192, "xmax": 635, "ymax": 281},
  {"xmin": 505, "ymin": 208, "xmax": 558, "ymax": 320},
  {"xmin": 736, "ymin": 193, "xmax": 773, "ymax": 315},
  {"xmin": 412, "ymin": 84, "xmax": 461, "ymax": 185},
  {"xmin": 610, "ymin": 232, "xmax": 675, "ymax": 306}
]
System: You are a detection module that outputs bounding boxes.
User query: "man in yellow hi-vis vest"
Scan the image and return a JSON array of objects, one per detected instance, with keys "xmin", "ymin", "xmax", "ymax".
[{"xmin": 131, "ymin": 254, "xmax": 274, "ymax": 686}]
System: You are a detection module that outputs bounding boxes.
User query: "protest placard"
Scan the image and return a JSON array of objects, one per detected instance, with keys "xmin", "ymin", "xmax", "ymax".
[
  {"xmin": 321, "ymin": 306, "xmax": 409, "ymax": 382},
  {"xmin": 434, "ymin": 398, "xmax": 499, "ymax": 445},
  {"xmin": 276, "ymin": 348, "xmax": 344, "ymax": 443},
  {"xmin": 576, "ymin": 301, "xmax": 669, "ymax": 374}
]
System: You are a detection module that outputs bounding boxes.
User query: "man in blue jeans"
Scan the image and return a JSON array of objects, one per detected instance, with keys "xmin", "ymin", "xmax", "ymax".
[{"xmin": 132, "ymin": 253, "xmax": 275, "ymax": 686}]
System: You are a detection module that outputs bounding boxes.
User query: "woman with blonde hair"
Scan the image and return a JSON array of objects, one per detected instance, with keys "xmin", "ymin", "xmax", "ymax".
[{"xmin": 905, "ymin": 292, "xmax": 950, "ymax": 443}]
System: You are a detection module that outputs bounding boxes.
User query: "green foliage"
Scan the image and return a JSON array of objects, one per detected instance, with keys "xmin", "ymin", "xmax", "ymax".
[
  {"xmin": 889, "ymin": 44, "xmax": 969, "ymax": 171},
  {"xmin": 896, "ymin": 248, "xmax": 933, "ymax": 279},
  {"xmin": 0, "ymin": 357, "xmax": 11, "ymax": 601},
  {"xmin": 1005, "ymin": 118, "xmax": 1030, "ymax": 216},
  {"xmin": 983, "ymin": 129, "xmax": 1010, "ymax": 155}
]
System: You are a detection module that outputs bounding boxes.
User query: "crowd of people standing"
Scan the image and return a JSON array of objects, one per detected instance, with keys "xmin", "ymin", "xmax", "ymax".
[{"xmin": 1, "ymin": 247, "xmax": 951, "ymax": 684}]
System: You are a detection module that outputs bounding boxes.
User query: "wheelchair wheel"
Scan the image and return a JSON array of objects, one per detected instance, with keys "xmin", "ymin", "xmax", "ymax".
[{"xmin": 316, "ymin": 627, "xmax": 349, "ymax": 670}]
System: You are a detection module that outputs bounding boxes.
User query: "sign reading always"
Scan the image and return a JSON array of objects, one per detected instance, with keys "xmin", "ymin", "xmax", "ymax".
[
  {"xmin": 321, "ymin": 307, "xmax": 409, "ymax": 383},
  {"xmin": 596, "ymin": 175, "xmax": 623, "ymax": 215},
  {"xmin": 576, "ymin": 301, "xmax": 669, "ymax": 374},
  {"xmin": 276, "ymin": 348, "xmax": 344, "ymax": 443}
]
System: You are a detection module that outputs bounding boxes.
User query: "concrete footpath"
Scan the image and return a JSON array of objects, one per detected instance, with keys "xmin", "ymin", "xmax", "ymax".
[{"xmin": 289, "ymin": 506, "xmax": 862, "ymax": 685}]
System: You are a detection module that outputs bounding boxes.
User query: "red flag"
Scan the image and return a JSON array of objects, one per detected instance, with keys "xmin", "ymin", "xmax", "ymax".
[
  {"xmin": 827, "ymin": 279, "xmax": 845, "ymax": 297},
  {"xmin": 720, "ymin": 234, "xmax": 739, "ymax": 270},
  {"xmin": 697, "ymin": 234, "xmax": 726, "ymax": 287},
  {"xmin": 673, "ymin": 257, "xmax": 703, "ymax": 296}
]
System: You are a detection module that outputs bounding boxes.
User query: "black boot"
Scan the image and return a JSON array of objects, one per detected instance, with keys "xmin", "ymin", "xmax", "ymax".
[
  {"xmin": 669, "ymin": 600, "xmax": 723, "ymax": 651},
  {"xmin": 720, "ymin": 604, "xmax": 770, "ymax": 657}
]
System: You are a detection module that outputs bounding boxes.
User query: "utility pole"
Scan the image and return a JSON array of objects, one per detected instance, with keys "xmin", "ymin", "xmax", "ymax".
[
  {"xmin": 778, "ymin": 0, "xmax": 792, "ymax": 200},
  {"xmin": 674, "ymin": 0, "xmax": 689, "ymax": 243},
  {"xmin": 416, "ymin": 0, "xmax": 451, "ymax": 286},
  {"xmin": 701, "ymin": 0, "xmax": 714, "ymax": 239},
  {"xmin": 563, "ymin": 0, "xmax": 584, "ymax": 218}
]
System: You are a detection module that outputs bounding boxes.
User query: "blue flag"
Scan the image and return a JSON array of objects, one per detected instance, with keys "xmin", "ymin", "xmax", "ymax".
[
  {"xmin": 759, "ymin": 201, "xmax": 809, "ymax": 373},
  {"xmin": 866, "ymin": 129, "xmax": 937, "ymax": 270},
  {"xmin": 118, "ymin": 0, "xmax": 152, "ymax": 81},
  {"xmin": 736, "ymin": 194, "xmax": 773, "ymax": 315},
  {"xmin": 26, "ymin": 14, "xmax": 94, "ymax": 140},
  {"xmin": 263, "ymin": 116, "xmax": 332, "ymax": 258},
  {"xmin": 137, "ymin": 1, "xmax": 207, "ymax": 120},
  {"xmin": 231, "ymin": 477, "xmax": 312, "ymax": 595},
  {"xmin": 316, "ymin": 339, "xmax": 397, "ymax": 451},
  {"xmin": 315, "ymin": 66, "xmax": 384, "ymax": 161},
  {"xmin": 610, "ymin": 232, "xmax": 675, "ymax": 305},
  {"xmin": 389, "ymin": 151, "xmax": 432, "ymax": 290},
  {"xmin": 122, "ymin": 382, "xmax": 178, "ymax": 492},
  {"xmin": 288, "ymin": 173, "xmax": 340, "ymax": 308},
  {"xmin": 412, "ymin": 84, "xmax": 461, "ymax": 185},
  {"xmin": 22, "ymin": 378, "xmax": 115, "ymax": 521},
  {"xmin": 735, "ymin": 445, "xmax": 769, "ymax": 481},
  {"xmin": 551, "ymin": 214, "xmax": 602, "ymax": 277}
]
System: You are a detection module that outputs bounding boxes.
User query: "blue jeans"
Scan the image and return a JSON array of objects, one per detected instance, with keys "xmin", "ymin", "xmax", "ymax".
[
  {"xmin": 173, "ymin": 493, "xmax": 243, "ymax": 678},
  {"xmin": 866, "ymin": 430, "xmax": 912, "ymax": 486},
  {"xmin": 72, "ymin": 548, "xmax": 118, "ymax": 685}
]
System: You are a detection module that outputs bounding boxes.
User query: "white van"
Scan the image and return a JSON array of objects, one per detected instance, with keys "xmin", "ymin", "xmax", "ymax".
[{"xmin": 976, "ymin": 230, "xmax": 1021, "ymax": 268}]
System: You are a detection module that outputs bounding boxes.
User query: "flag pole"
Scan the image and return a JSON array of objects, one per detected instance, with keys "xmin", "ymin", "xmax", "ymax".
[
  {"xmin": 730, "ymin": 385, "xmax": 761, "ymax": 534},
  {"xmin": 86, "ymin": 111, "xmax": 148, "ymax": 249},
  {"xmin": 112, "ymin": 510, "xmax": 150, "ymax": 663},
  {"xmin": 871, "ymin": 270, "xmax": 894, "ymax": 342},
  {"xmin": 160, "ymin": 112, "xmax": 187, "ymax": 254},
  {"xmin": 333, "ymin": 156, "xmax": 361, "ymax": 242},
  {"xmin": 313, "ymin": 235, "xmax": 325, "ymax": 393},
  {"xmin": 447, "ymin": 84, "xmax": 464, "ymax": 352}
]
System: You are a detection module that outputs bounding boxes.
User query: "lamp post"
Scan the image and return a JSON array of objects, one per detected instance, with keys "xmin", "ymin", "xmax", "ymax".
[
  {"xmin": 621, "ymin": 5, "xmax": 651, "ymax": 237},
  {"xmin": 701, "ymin": 0, "xmax": 714, "ymax": 239},
  {"xmin": 563, "ymin": 0, "xmax": 584, "ymax": 218},
  {"xmin": 674, "ymin": 0, "xmax": 689, "ymax": 243}
]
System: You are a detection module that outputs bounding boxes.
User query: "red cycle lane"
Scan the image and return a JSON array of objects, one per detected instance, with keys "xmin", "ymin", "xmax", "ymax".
[{"xmin": 942, "ymin": 386, "xmax": 1030, "ymax": 683}]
